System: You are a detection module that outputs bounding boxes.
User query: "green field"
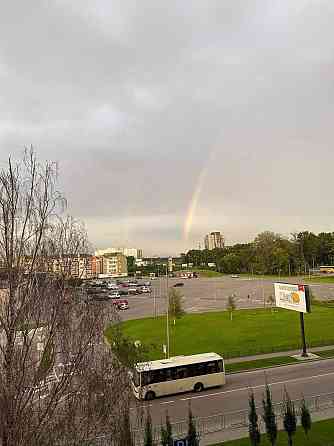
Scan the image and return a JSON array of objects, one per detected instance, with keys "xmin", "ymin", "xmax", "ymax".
[
  {"xmin": 212, "ymin": 418, "xmax": 334, "ymax": 446},
  {"xmin": 106, "ymin": 306, "xmax": 334, "ymax": 360},
  {"xmin": 305, "ymin": 275, "xmax": 334, "ymax": 284}
]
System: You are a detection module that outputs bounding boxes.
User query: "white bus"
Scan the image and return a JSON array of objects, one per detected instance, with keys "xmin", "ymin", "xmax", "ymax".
[{"xmin": 131, "ymin": 352, "xmax": 225, "ymax": 400}]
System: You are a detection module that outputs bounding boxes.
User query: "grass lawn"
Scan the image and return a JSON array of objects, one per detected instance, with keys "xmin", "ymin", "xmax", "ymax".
[
  {"xmin": 226, "ymin": 356, "xmax": 299, "ymax": 374},
  {"xmin": 211, "ymin": 418, "xmax": 334, "ymax": 446},
  {"xmin": 304, "ymin": 276, "xmax": 334, "ymax": 284},
  {"xmin": 106, "ymin": 305, "xmax": 334, "ymax": 360},
  {"xmin": 315, "ymin": 349, "xmax": 334, "ymax": 359}
]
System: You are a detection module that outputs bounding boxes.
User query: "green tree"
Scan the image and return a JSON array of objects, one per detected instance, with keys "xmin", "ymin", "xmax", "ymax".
[
  {"xmin": 160, "ymin": 412, "xmax": 173, "ymax": 446},
  {"xmin": 227, "ymin": 294, "xmax": 237, "ymax": 321},
  {"xmin": 283, "ymin": 389, "xmax": 297, "ymax": 446},
  {"xmin": 187, "ymin": 404, "xmax": 199, "ymax": 446},
  {"xmin": 168, "ymin": 288, "xmax": 185, "ymax": 325},
  {"xmin": 144, "ymin": 410, "xmax": 153, "ymax": 446},
  {"xmin": 262, "ymin": 384, "xmax": 277, "ymax": 446},
  {"xmin": 126, "ymin": 256, "xmax": 136, "ymax": 274},
  {"xmin": 300, "ymin": 397, "xmax": 312, "ymax": 437},
  {"xmin": 248, "ymin": 391, "xmax": 261, "ymax": 446}
]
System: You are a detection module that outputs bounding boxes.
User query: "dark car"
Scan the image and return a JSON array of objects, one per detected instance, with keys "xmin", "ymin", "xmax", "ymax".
[{"xmin": 173, "ymin": 282, "xmax": 184, "ymax": 287}]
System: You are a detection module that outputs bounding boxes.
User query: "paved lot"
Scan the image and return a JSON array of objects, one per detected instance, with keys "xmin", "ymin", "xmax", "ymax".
[{"xmin": 121, "ymin": 276, "xmax": 334, "ymax": 321}]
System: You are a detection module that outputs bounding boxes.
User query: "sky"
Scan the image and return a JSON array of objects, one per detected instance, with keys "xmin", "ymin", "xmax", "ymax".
[{"xmin": 1, "ymin": 1, "xmax": 334, "ymax": 256}]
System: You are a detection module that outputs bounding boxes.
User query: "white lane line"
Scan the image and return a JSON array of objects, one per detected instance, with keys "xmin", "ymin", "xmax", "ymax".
[
  {"xmin": 180, "ymin": 371, "xmax": 334, "ymax": 402},
  {"xmin": 160, "ymin": 400, "xmax": 175, "ymax": 405}
]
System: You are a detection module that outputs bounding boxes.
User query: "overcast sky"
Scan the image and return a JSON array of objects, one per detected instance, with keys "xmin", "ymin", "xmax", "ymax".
[{"xmin": 1, "ymin": 1, "xmax": 334, "ymax": 256}]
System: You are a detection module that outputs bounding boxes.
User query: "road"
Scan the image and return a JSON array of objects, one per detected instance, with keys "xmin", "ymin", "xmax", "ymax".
[
  {"xmin": 131, "ymin": 358, "xmax": 334, "ymax": 425},
  {"xmin": 121, "ymin": 276, "xmax": 334, "ymax": 321}
]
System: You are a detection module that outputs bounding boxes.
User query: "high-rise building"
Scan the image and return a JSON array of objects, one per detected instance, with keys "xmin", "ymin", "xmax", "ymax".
[{"xmin": 204, "ymin": 232, "xmax": 224, "ymax": 250}]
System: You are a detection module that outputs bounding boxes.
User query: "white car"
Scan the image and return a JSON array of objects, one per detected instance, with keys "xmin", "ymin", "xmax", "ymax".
[{"xmin": 141, "ymin": 286, "xmax": 151, "ymax": 293}]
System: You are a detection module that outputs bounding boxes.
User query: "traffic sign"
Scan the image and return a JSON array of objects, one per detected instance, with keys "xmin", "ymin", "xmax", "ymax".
[{"xmin": 173, "ymin": 439, "xmax": 189, "ymax": 446}]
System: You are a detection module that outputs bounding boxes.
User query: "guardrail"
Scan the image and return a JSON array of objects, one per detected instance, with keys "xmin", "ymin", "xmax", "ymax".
[
  {"xmin": 88, "ymin": 391, "xmax": 334, "ymax": 445},
  {"xmin": 142, "ymin": 391, "xmax": 334, "ymax": 444}
]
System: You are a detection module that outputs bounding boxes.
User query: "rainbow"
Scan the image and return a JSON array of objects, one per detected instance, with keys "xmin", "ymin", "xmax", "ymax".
[{"xmin": 183, "ymin": 148, "xmax": 217, "ymax": 240}]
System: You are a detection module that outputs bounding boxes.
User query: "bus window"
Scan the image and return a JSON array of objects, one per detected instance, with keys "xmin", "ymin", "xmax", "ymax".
[
  {"xmin": 176, "ymin": 367, "xmax": 188, "ymax": 379},
  {"xmin": 217, "ymin": 359, "xmax": 224, "ymax": 372}
]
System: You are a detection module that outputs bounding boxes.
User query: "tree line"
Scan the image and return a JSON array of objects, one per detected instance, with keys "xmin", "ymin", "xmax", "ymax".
[{"xmin": 184, "ymin": 230, "xmax": 334, "ymax": 275}]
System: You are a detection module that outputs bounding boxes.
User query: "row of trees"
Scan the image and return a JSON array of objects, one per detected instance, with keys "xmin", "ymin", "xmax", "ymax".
[
  {"xmin": 249, "ymin": 384, "xmax": 311, "ymax": 446},
  {"xmin": 141, "ymin": 405, "xmax": 199, "ymax": 446},
  {"xmin": 185, "ymin": 230, "xmax": 334, "ymax": 275}
]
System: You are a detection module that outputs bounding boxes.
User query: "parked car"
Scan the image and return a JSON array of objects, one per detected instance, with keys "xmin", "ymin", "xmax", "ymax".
[
  {"xmin": 141, "ymin": 286, "xmax": 151, "ymax": 293},
  {"xmin": 112, "ymin": 298, "xmax": 129, "ymax": 310},
  {"xmin": 231, "ymin": 274, "xmax": 240, "ymax": 278},
  {"xmin": 109, "ymin": 292, "xmax": 121, "ymax": 298},
  {"xmin": 173, "ymin": 282, "xmax": 184, "ymax": 287}
]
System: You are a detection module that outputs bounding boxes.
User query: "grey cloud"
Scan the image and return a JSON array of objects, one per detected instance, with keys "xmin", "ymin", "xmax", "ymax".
[{"xmin": 1, "ymin": 1, "xmax": 334, "ymax": 255}]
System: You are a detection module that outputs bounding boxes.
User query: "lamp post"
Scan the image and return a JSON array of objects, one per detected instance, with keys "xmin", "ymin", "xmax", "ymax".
[{"xmin": 166, "ymin": 263, "xmax": 170, "ymax": 358}]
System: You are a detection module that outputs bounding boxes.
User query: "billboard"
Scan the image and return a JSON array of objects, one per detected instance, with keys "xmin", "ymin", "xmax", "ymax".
[{"xmin": 274, "ymin": 283, "xmax": 311, "ymax": 313}]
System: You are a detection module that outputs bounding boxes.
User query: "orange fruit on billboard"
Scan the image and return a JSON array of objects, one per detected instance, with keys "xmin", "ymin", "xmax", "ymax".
[{"xmin": 292, "ymin": 292, "xmax": 300, "ymax": 304}]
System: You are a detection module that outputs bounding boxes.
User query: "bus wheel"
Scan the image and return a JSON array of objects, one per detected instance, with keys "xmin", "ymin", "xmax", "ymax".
[
  {"xmin": 194, "ymin": 383, "xmax": 204, "ymax": 392},
  {"xmin": 145, "ymin": 391, "xmax": 155, "ymax": 401}
]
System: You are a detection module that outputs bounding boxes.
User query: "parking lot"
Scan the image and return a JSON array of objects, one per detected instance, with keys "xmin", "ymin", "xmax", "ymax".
[{"xmin": 120, "ymin": 276, "xmax": 334, "ymax": 321}]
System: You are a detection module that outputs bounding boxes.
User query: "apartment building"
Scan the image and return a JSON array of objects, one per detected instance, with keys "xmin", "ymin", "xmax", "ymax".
[
  {"xmin": 204, "ymin": 232, "xmax": 225, "ymax": 250},
  {"xmin": 95, "ymin": 247, "xmax": 143, "ymax": 259},
  {"xmin": 51, "ymin": 254, "xmax": 93, "ymax": 279},
  {"xmin": 100, "ymin": 253, "xmax": 128, "ymax": 277}
]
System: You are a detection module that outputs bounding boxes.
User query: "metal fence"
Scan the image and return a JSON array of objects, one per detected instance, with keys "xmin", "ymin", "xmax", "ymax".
[{"xmin": 88, "ymin": 391, "xmax": 334, "ymax": 445}]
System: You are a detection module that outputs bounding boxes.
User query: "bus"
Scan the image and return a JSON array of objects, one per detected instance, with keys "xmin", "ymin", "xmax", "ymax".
[{"xmin": 131, "ymin": 352, "xmax": 225, "ymax": 400}]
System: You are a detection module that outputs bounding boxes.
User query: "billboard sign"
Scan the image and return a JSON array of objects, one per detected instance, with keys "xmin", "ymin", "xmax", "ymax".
[{"xmin": 274, "ymin": 283, "xmax": 311, "ymax": 313}]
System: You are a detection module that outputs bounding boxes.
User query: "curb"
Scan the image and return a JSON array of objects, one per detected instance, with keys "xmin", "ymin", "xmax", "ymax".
[{"xmin": 226, "ymin": 354, "xmax": 334, "ymax": 375}]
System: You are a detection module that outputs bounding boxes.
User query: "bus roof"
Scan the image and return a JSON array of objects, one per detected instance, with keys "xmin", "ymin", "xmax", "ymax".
[{"xmin": 135, "ymin": 352, "xmax": 223, "ymax": 372}]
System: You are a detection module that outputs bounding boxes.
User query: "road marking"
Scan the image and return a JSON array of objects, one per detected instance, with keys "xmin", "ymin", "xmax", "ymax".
[{"xmin": 179, "ymin": 371, "xmax": 334, "ymax": 402}]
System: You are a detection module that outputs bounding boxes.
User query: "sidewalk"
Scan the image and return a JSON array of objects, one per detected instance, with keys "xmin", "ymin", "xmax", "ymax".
[{"xmin": 225, "ymin": 344, "xmax": 334, "ymax": 364}]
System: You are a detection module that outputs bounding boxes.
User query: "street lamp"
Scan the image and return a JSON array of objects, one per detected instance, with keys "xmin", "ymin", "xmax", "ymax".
[{"xmin": 166, "ymin": 263, "xmax": 170, "ymax": 358}]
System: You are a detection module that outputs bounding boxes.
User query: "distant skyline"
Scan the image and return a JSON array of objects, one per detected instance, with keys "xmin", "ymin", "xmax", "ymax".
[{"xmin": 1, "ymin": 1, "xmax": 334, "ymax": 256}]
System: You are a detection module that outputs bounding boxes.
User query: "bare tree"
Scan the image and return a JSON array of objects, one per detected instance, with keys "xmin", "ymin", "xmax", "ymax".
[{"xmin": 0, "ymin": 149, "xmax": 132, "ymax": 446}]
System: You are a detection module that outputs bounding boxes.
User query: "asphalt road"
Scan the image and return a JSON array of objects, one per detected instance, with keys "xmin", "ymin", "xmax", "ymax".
[
  {"xmin": 121, "ymin": 276, "xmax": 334, "ymax": 321},
  {"xmin": 131, "ymin": 358, "xmax": 334, "ymax": 425}
]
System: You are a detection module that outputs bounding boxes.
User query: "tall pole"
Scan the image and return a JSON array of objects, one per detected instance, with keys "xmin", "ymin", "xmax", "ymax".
[
  {"xmin": 300, "ymin": 312, "xmax": 308, "ymax": 357},
  {"xmin": 166, "ymin": 264, "xmax": 170, "ymax": 358},
  {"xmin": 153, "ymin": 286, "xmax": 156, "ymax": 318}
]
